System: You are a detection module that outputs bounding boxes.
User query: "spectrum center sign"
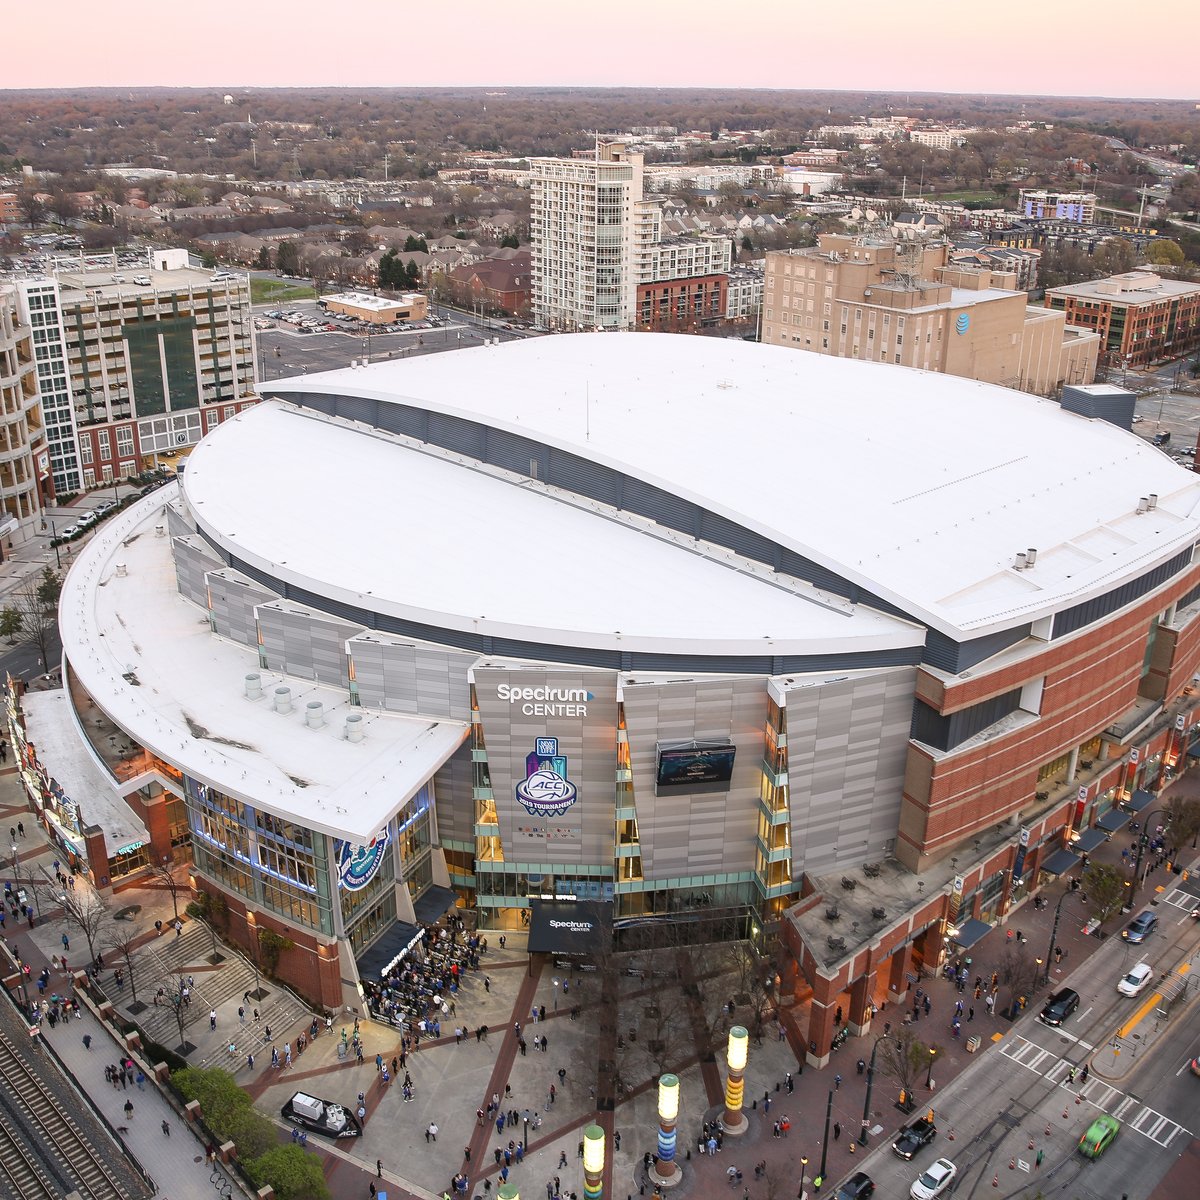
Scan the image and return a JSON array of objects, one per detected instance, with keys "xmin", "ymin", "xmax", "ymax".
[{"xmin": 496, "ymin": 683, "xmax": 593, "ymax": 717}]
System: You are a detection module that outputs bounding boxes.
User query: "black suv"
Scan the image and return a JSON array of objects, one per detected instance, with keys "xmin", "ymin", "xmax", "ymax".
[
  {"xmin": 1039, "ymin": 987, "xmax": 1080, "ymax": 1026},
  {"xmin": 834, "ymin": 1174, "xmax": 875, "ymax": 1200},
  {"xmin": 892, "ymin": 1116, "xmax": 937, "ymax": 1159}
]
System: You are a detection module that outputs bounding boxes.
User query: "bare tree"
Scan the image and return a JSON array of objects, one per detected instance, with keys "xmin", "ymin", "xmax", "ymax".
[
  {"xmin": 995, "ymin": 943, "xmax": 1041, "ymax": 1014},
  {"xmin": 162, "ymin": 972, "xmax": 201, "ymax": 1055},
  {"xmin": 148, "ymin": 861, "xmax": 184, "ymax": 923},
  {"xmin": 9, "ymin": 571, "xmax": 59, "ymax": 675},
  {"xmin": 59, "ymin": 888, "xmax": 109, "ymax": 968},
  {"xmin": 1165, "ymin": 793, "xmax": 1200, "ymax": 851},
  {"xmin": 105, "ymin": 918, "xmax": 146, "ymax": 1013},
  {"xmin": 876, "ymin": 1028, "xmax": 936, "ymax": 1107}
]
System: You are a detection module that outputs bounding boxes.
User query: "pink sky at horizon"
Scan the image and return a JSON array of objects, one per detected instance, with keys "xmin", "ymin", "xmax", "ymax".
[{"xmin": 5, "ymin": 0, "xmax": 1198, "ymax": 101}]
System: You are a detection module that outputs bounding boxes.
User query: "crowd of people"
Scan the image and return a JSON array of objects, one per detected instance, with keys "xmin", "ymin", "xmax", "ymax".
[{"xmin": 363, "ymin": 916, "xmax": 486, "ymax": 1034}]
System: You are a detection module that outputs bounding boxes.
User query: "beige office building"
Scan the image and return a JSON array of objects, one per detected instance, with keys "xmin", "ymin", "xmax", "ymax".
[{"xmin": 762, "ymin": 235, "xmax": 1098, "ymax": 395}]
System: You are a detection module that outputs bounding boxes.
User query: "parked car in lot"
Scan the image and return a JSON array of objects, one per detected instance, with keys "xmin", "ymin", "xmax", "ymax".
[
  {"xmin": 95, "ymin": 501, "xmax": 116, "ymax": 516},
  {"xmin": 910, "ymin": 1158, "xmax": 957, "ymax": 1200},
  {"xmin": 58, "ymin": 524, "xmax": 81, "ymax": 539},
  {"xmin": 1117, "ymin": 962, "xmax": 1154, "ymax": 997},
  {"xmin": 78, "ymin": 510, "xmax": 98, "ymax": 526},
  {"xmin": 1077, "ymin": 1115, "xmax": 1120, "ymax": 1159},
  {"xmin": 1039, "ymin": 987, "xmax": 1080, "ymax": 1027},
  {"xmin": 1123, "ymin": 910, "xmax": 1158, "ymax": 944}
]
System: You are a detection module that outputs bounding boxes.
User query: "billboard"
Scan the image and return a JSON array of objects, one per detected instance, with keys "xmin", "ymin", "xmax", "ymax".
[{"xmin": 655, "ymin": 743, "xmax": 736, "ymax": 792}]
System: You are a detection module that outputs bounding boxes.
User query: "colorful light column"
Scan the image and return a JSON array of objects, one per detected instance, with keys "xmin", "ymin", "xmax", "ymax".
[
  {"xmin": 722, "ymin": 1025, "xmax": 749, "ymax": 1135},
  {"xmin": 582, "ymin": 1124, "xmax": 605, "ymax": 1200},
  {"xmin": 653, "ymin": 1073, "xmax": 681, "ymax": 1186}
]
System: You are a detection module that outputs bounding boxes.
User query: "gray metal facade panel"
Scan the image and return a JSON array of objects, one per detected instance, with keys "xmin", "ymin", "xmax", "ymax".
[
  {"xmin": 487, "ymin": 428, "xmax": 548, "ymax": 481},
  {"xmin": 206, "ymin": 574, "xmax": 274, "ymax": 646},
  {"xmin": 428, "ymin": 412, "xmax": 486, "ymax": 458},
  {"xmin": 376, "ymin": 402, "xmax": 428, "ymax": 441},
  {"xmin": 432, "ymin": 741, "xmax": 474, "ymax": 845},
  {"xmin": 621, "ymin": 676, "xmax": 766, "ymax": 880},
  {"xmin": 786, "ymin": 666, "xmax": 917, "ymax": 877},
  {"xmin": 335, "ymin": 394, "xmax": 378, "ymax": 426},
  {"xmin": 547, "ymin": 448, "xmax": 623, "ymax": 507},
  {"xmin": 621, "ymin": 476, "xmax": 701, "ymax": 539}
]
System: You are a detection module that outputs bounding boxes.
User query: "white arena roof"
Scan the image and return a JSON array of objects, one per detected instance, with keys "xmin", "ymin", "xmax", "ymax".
[
  {"xmin": 264, "ymin": 333, "xmax": 1200, "ymax": 639},
  {"xmin": 58, "ymin": 492, "xmax": 467, "ymax": 842}
]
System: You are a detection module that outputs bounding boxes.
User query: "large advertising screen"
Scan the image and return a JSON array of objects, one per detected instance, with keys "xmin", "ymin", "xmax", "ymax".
[{"xmin": 655, "ymin": 743, "xmax": 736, "ymax": 791}]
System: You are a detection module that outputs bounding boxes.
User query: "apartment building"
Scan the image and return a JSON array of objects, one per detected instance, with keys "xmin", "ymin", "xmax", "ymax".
[
  {"xmin": 1044, "ymin": 271, "xmax": 1200, "ymax": 367},
  {"xmin": 909, "ymin": 127, "xmax": 977, "ymax": 149},
  {"xmin": 530, "ymin": 140, "xmax": 733, "ymax": 332},
  {"xmin": 16, "ymin": 257, "xmax": 258, "ymax": 490},
  {"xmin": 1018, "ymin": 190, "xmax": 1098, "ymax": 224},
  {"xmin": 0, "ymin": 284, "xmax": 50, "ymax": 552},
  {"xmin": 762, "ymin": 233, "xmax": 1098, "ymax": 395}
]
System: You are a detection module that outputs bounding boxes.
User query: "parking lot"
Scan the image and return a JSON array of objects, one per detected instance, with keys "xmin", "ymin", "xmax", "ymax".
[{"xmin": 253, "ymin": 300, "xmax": 532, "ymax": 380}]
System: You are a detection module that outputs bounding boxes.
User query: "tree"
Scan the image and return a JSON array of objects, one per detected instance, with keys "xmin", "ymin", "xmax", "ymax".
[
  {"xmin": 174, "ymin": 1066, "xmax": 252, "ymax": 1131},
  {"xmin": 11, "ymin": 570, "xmax": 59, "ymax": 675},
  {"xmin": 404, "ymin": 258, "xmax": 421, "ymax": 288},
  {"xmin": 403, "ymin": 234, "xmax": 428, "ymax": 253},
  {"xmin": 1082, "ymin": 861, "xmax": 1127, "ymax": 923},
  {"xmin": 36, "ymin": 566, "xmax": 61, "ymax": 611},
  {"xmin": 255, "ymin": 246, "xmax": 271, "ymax": 270},
  {"xmin": 162, "ymin": 972, "xmax": 201, "ymax": 1054},
  {"xmin": 59, "ymin": 887, "xmax": 108, "ymax": 967},
  {"xmin": 17, "ymin": 187, "xmax": 45, "ymax": 228},
  {"xmin": 378, "ymin": 247, "xmax": 400, "ymax": 289},
  {"xmin": 246, "ymin": 1144, "xmax": 331, "ymax": 1200},
  {"xmin": 0, "ymin": 606, "xmax": 20, "ymax": 644},
  {"xmin": 47, "ymin": 190, "xmax": 79, "ymax": 227},
  {"xmin": 995, "ymin": 942, "xmax": 1040, "ymax": 1013},
  {"xmin": 258, "ymin": 926, "xmax": 294, "ymax": 975},
  {"xmin": 186, "ymin": 889, "xmax": 227, "ymax": 963},
  {"xmin": 741, "ymin": 234, "xmax": 754, "ymax": 254},
  {"xmin": 499, "ymin": 233, "xmax": 520, "ymax": 249},
  {"xmin": 200, "ymin": 250, "xmax": 218, "ymax": 270},
  {"xmin": 1146, "ymin": 239, "xmax": 1185, "ymax": 267},
  {"xmin": 105, "ymin": 917, "xmax": 145, "ymax": 1013},
  {"xmin": 1165, "ymin": 793, "xmax": 1200, "ymax": 850},
  {"xmin": 276, "ymin": 240, "xmax": 302, "ymax": 277},
  {"xmin": 149, "ymin": 860, "xmax": 184, "ymax": 922},
  {"xmin": 876, "ymin": 1028, "xmax": 936, "ymax": 1105}
]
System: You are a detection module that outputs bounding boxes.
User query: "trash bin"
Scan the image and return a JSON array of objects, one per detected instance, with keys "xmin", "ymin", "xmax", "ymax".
[{"xmin": 966, "ymin": 1035, "xmax": 981, "ymax": 1053}]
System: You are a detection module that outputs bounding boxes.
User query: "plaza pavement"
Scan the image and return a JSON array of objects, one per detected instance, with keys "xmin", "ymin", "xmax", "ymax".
[{"xmin": 2, "ymin": 752, "xmax": 1198, "ymax": 1200}]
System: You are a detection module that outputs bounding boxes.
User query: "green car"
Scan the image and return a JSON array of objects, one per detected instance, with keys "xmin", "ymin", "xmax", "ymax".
[{"xmin": 1078, "ymin": 1115, "xmax": 1120, "ymax": 1160}]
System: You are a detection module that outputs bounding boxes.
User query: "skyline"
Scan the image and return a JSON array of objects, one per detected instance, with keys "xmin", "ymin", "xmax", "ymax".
[{"xmin": 5, "ymin": 0, "xmax": 1199, "ymax": 102}]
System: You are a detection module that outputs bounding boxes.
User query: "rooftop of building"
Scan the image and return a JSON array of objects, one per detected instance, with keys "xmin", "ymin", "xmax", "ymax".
[
  {"xmin": 325, "ymin": 291, "xmax": 423, "ymax": 311},
  {"xmin": 260, "ymin": 333, "xmax": 1200, "ymax": 641},
  {"xmin": 181, "ymin": 401, "xmax": 916, "ymax": 658},
  {"xmin": 57, "ymin": 491, "xmax": 467, "ymax": 842},
  {"xmin": 51, "ymin": 264, "xmax": 245, "ymax": 302},
  {"xmin": 1045, "ymin": 271, "xmax": 1200, "ymax": 301}
]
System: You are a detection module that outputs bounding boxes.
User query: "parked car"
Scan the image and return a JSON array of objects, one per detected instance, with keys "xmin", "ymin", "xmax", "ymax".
[
  {"xmin": 1039, "ymin": 987, "xmax": 1080, "ymax": 1027},
  {"xmin": 95, "ymin": 501, "xmax": 116, "ymax": 516},
  {"xmin": 78, "ymin": 510, "xmax": 98, "ymax": 525},
  {"xmin": 892, "ymin": 1116, "xmax": 937, "ymax": 1160},
  {"xmin": 1077, "ymin": 1115, "xmax": 1120, "ymax": 1159},
  {"xmin": 1117, "ymin": 962, "xmax": 1153, "ymax": 997},
  {"xmin": 1189, "ymin": 1054, "xmax": 1200, "ymax": 1077},
  {"xmin": 58, "ymin": 524, "xmax": 81, "ymax": 539},
  {"xmin": 834, "ymin": 1174, "xmax": 875, "ymax": 1200},
  {"xmin": 1123, "ymin": 910, "xmax": 1158, "ymax": 944},
  {"xmin": 910, "ymin": 1159, "xmax": 957, "ymax": 1200}
]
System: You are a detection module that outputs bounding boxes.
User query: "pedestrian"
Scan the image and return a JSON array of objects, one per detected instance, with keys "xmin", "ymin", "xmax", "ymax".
[
  {"xmin": 123, "ymin": 1099, "xmax": 134, "ymax": 1120},
  {"xmin": 1067, "ymin": 1066, "xmax": 1077, "ymax": 1084},
  {"xmin": 833, "ymin": 1122, "xmax": 841, "ymax": 1141},
  {"xmin": 16, "ymin": 821, "xmax": 23, "ymax": 838},
  {"xmin": 968, "ymin": 1007, "xmax": 974, "ymax": 1022},
  {"xmin": 174, "ymin": 919, "xmax": 182, "ymax": 936},
  {"xmin": 370, "ymin": 1185, "xmax": 377, "ymax": 1199},
  {"xmin": 834, "ymin": 1073, "xmax": 842, "ymax": 1090},
  {"xmin": 247, "ymin": 1052, "xmax": 255, "ymax": 1070},
  {"xmin": 82, "ymin": 1034, "xmax": 92, "ymax": 1050},
  {"xmin": 162, "ymin": 1119, "xmax": 171, "ymax": 1136},
  {"xmin": 61, "ymin": 932, "xmax": 70, "ymax": 952},
  {"xmin": 856, "ymin": 1057, "xmax": 865, "ymax": 1075},
  {"xmin": 1081, "ymin": 1064, "xmax": 1090, "ymax": 1083},
  {"xmin": 210, "ymin": 1009, "xmax": 217, "ymax": 1031},
  {"xmin": 377, "ymin": 1160, "xmax": 383, "ymax": 1178},
  {"xmin": 238, "ymin": 1006, "xmax": 245, "ymax": 1023}
]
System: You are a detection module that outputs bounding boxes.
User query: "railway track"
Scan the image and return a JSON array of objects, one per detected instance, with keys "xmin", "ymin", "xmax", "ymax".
[{"xmin": 0, "ymin": 1027, "xmax": 127, "ymax": 1200}]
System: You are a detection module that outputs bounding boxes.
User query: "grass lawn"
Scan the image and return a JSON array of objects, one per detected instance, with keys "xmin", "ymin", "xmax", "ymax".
[
  {"xmin": 251, "ymin": 278, "xmax": 317, "ymax": 304},
  {"xmin": 930, "ymin": 190, "xmax": 1006, "ymax": 204}
]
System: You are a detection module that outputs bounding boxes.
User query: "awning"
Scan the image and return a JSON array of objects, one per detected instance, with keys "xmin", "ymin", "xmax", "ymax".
[
  {"xmin": 1186, "ymin": 742, "xmax": 1200, "ymax": 760},
  {"xmin": 413, "ymin": 884, "xmax": 457, "ymax": 926},
  {"xmin": 356, "ymin": 920, "xmax": 422, "ymax": 983},
  {"xmin": 1126, "ymin": 789, "xmax": 1156, "ymax": 813},
  {"xmin": 1041, "ymin": 848, "xmax": 1081, "ymax": 876},
  {"xmin": 527, "ymin": 898, "xmax": 613, "ymax": 957},
  {"xmin": 1073, "ymin": 827, "xmax": 1108, "ymax": 854},
  {"xmin": 1097, "ymin": 809, "xmax": 1130, "ymax": 833},
  {"xmin": 949, "ymin": 918, "xmax": 992, "ymax": 949}
]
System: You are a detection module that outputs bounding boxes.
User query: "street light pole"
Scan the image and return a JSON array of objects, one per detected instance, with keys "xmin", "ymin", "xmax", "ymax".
[
  {"xmin": 925, "ymin": 1047, "xmax": 936, "ymax": 1090},
  {"xmin": 1042, "ymin": 882, "xmax": 1086, "ymax": 985},
  {"xmin": 1130, "ymin": 807, "xmax": 1170, "ymax": 900},
  {"xmin": 817, "ymin": 1089, "xmax": 834, "ymax": 1184},
  {"xmin": 798, "ymin": 1155, "xmax": 809, "ymax": 1200},
  {"xmin": 860, "ymin": 1032, "xmax": 893, "ymax": 1146}
]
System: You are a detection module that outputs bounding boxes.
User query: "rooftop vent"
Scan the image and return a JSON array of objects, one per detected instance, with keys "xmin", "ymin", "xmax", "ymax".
[
  {"xmin": 1025, "ymin": 548, "xmax": 1038, "ymax": 567},
  {"xmin": 1014, "ymin": 551, "xmax": 1027, "ymax": 570},
  {"xmin": 305, "ymin": 701, "xmax": 324, "ymax": 730},
  {"xmin": 245, "ymin": 673, "xmax": 262, "ymax": 700},
  {"xmin": 273, "ymin": 686, "xmax": 292, "ymax": 714},
  {"xmin": 1147, "ymin": 494, "xmax": 1158, "ymax": 511},
  {"xmin": 1137, "ymin": 497, "xmax": 1150, "ymax": 514},
  {"xmin": 115, "ymin": 562, "xmax": 127, "ymax": 577},
  {"xmin": 345, "ymin": 713, "xmax": 364, "ymax": 743}
]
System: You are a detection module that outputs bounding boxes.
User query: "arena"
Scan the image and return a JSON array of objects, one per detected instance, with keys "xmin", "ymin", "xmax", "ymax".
[{"xmin": 39, "ymin": 332, "xmax": 1200, "ymax": 1055}]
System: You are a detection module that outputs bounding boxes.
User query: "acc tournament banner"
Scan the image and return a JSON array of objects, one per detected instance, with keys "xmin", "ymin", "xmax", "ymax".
[{"xmin": 472, "ymin": 667, "xmax": 617, "ymax": 864}]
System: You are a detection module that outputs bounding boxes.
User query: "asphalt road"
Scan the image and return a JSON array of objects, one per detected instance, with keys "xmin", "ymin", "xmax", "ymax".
[{"xmin": 847, "ymin": 876, "xmax": 1200, "ymax": 1200}]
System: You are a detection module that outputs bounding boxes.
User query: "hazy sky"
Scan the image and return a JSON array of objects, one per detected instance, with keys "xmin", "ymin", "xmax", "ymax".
[{"xmin": 6, "ymin": 0, "xmax": 1198, "ymax": 100}]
